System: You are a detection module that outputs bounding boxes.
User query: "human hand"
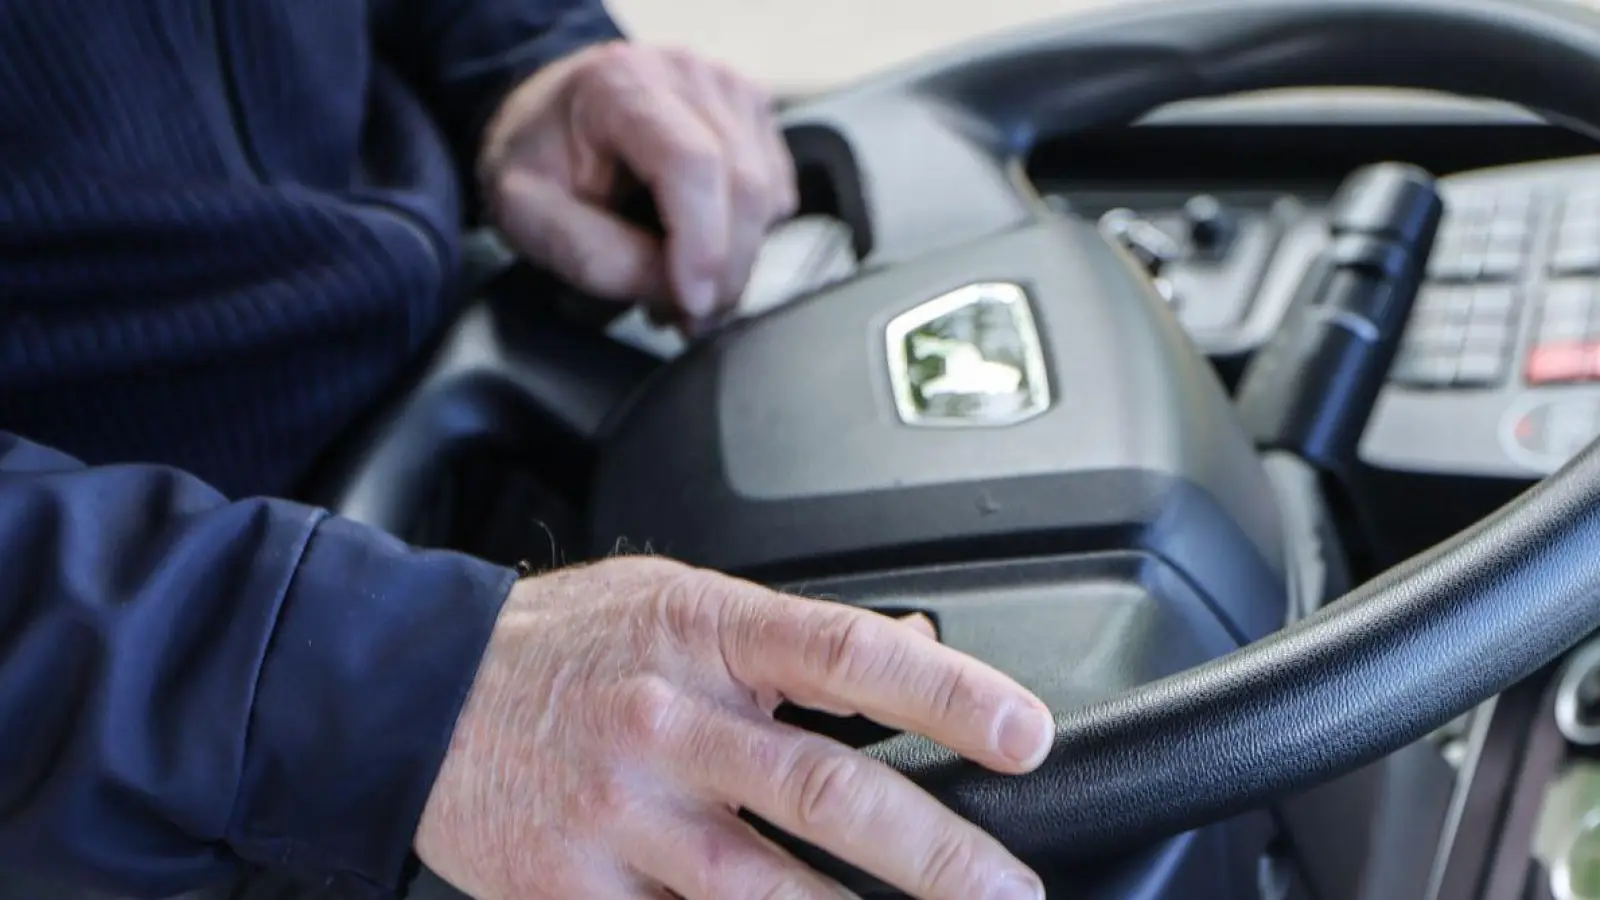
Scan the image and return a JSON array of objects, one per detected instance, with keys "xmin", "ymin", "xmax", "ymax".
[
  {"xmin": 415, "ymin": 556, "xmax": 1052, "ymax": 900},
  {"xmin": 478, "ymin": 43, "xmax": 797, "ymax": 331}
]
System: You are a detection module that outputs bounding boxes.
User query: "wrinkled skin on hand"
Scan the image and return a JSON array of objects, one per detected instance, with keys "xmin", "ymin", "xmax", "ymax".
[
  {"xmin": 416, "ymin": 557, "xmax": 1053, "ymax": 900},
  {"xmin": 478, "ymin": 43, "xmax": 797, "ymax": 330}
]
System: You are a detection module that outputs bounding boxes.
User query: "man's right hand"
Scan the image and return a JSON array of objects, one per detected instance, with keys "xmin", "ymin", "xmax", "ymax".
[{"xmin": 415, "ymin": 556, "xmax": 1053, "ymax": 900}]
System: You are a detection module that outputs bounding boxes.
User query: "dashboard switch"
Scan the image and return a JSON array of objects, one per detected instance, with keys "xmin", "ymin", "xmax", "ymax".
[
  {"xmin": 1099, "ymin": 208, "xmax": 1182, "ymax": 277},
  {"xmin": 1455, "ymin": 350, "xmax": 1507, "ymax": 386},
  {"xmin": 1182, "ymin": 194, "xmax": 1238, "ymax": 257}
]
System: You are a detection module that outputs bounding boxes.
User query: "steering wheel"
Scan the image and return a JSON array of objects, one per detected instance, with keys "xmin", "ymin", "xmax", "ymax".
[{"xmin": 310, "ymin": 0, "xmax": 1600, "ymax": 891}]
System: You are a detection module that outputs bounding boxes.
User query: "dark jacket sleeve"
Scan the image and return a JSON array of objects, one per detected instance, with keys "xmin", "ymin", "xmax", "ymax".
[
  {"xmin": 0, "ymin": 432, "xmax": 514, "ymax": 899},
  {"xmin": 372, "ymin": 0, "xmax": 626, "ymax": 186}
]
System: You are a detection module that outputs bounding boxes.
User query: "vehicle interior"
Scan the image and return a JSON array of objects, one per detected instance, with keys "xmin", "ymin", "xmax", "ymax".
[{"xmin": 31, "ymin": 0, "xmax": 1600, "ymax": 899}]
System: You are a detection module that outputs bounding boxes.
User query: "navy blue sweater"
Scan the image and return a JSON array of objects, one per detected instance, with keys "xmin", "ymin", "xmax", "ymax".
[{"xmin": 0, "ymin": 1, "xmax": 620, "ymax": 897}]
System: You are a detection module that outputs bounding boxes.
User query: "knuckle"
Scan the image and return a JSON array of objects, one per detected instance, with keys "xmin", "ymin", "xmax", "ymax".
[
  {"xmin": 789, "ymin": 749, "xmax": 867, "ymax": 832},
  {"xmin": 587, "ymin": 765, "xmax": 636, "ymax": 828},
  {"xmin": 928, "ymin": 664, "xmax": 975, "ymax": 722},
  {"xmin": 921, "ymin": 831, "xmax": 985, "ymax": 897},
  {"xmin": 616, "ymin": 674, "xmax": 682, "ymax": 750},
  {"xmin": 740, "ymin": 77, "xmax": 776, "ymax": 110},
  {"xmin": 662, "ymin": 134, "xmax": 725, "ymax": 185},
  {"xmin": 806, "ymin": 611, "xmax": 879, "ymax": 683},
  {"xmin": 580, "ymin": 41, "xmax": 640, "ymax": 79},
  {"xmin": 728, "ymin": 161, "xmax": 768, "ymax": 210},
  {"xmin": 654, "ymin": 567, "xmax": 731, "ymax": 646},
  {"xmin": 774, "ymin": 180, "xmax": 800, "ymax": 219},
  {"xmin": 574, "ymin": 254, "xmax": 624, "ymax": 295},
  {"xmin": 673, "ymin": 830, "xmax": 733, "ymax": 900},
  {"xmin": 660, "ymin": 44, "xmax": 702, "ymax": 70}
]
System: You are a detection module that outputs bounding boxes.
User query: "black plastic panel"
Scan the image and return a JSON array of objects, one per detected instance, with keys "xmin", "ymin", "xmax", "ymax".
[{"xmin": 795, "ymin": 552, "xmax": 1242, "ymax": 719}]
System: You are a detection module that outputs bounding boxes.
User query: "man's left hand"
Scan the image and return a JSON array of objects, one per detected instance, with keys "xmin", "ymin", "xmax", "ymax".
[{"xmin": 478, "ymin": 43, "xmax": 797, "ymax": 330}]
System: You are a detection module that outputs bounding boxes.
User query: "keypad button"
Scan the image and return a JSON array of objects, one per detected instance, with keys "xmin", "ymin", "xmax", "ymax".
[
  {"xmin": 1488, "ymin": 219, "xmax": 1528, "ymax": 243},
  {"xmin": 1480, "ymin": 248, "xmax": 1524, "ymax": 280},
  {"xmin": 1455, "ymin": 350, "xmax": 1507, "ymax": 387},
  {"xmin": 1540, "ymin": 316, "xmax": 1589, "ymax": 343},
  {"xmin": 1470, "ymin": 285, "xmax": 1517, "ymax": 321},
  {"xmin": 1541, "ymin": 280, "xmax": 1597, "ymax": 318},
  {"xmin": 1495, "ymin": 189, "xmax": 1536, "ymax": 213},
  {"xmin": 1410, "ymin": 318, "xmax": 1468, "ymax": 352},
  {"xmin": 1551, "ymin": 219, "xmax": 1600, "ymax": 275},
  {"xmin": 1550, "ymin": 244, "xmax": 1600, "ymax": 276},
  {"xmin": 1429, "ymin": 190, "xmax": 1536, "ymax": 283},
  {"xmin": 1392, "ymin": 351, "xmax": 1458, "ymax": 387},
  {"xmin": 1528, "ymin": 341, "xmax": 1591, "ymax": 385},
  {"xmin": 1429, "ymin": 250, "xmax": 1480, "ymax": 281},
  {"xmin": 1450, "ymin": 190, "xmax": 1498, "ymax": 217},
  {"xmin": 1464, "ymin": 317, "xmax": 1509, "ymax": 351},
  {"xmin": 1417, "ymin": 285, "xmax": 1474, "ymax": 317},
  {"xmin": 1563, "ymin": 207, "xmax": 1600, "ymax": 231}
]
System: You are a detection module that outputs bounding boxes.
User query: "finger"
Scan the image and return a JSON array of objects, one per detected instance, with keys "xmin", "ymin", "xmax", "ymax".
[
  {"xmin": 779, "ymin": 611, "xmax": 937, "ymax": 716},
  {"xmin": 720, "ymin": 595, "xmax": 1053, "ymax": 774},
  {"xmin": 675, "ymin": 704, "xmax": 1043, "ymax": 900},
  {"xmin": 493, "ymin": 168, "xmax": 669, "ymax": 301},
  {"xmin": 574, "ymin": 56, "xmax": 731, "ymax": 318},
  {"xmin": 681, "ymin": 52, "xmax": 794, "ymax": 223},
  {"xmin": 626, "ymin": 804, "xmax": 860, "ymax": 900},
  {"xmin": 737, "ymin": 78, "xmax": 799, "ymax": 221},
  {"xmin": 667, "ymin": 54, "xmax": 787, "ymax": 317}
]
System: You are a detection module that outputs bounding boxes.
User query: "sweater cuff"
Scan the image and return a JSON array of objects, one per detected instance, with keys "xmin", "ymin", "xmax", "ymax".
[{"xmin": 225, "ymin": 513, "xmax": 516, "ymax": 898}]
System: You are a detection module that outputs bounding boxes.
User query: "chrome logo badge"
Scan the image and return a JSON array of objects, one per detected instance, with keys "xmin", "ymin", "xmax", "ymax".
[{"xmin": 885, "ymin": 282, "xmax": 1050, "ymax": 427}]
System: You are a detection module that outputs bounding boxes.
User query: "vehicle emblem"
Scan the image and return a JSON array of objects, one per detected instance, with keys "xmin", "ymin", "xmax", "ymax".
[{"xmin": 885, "ymin": 282, "xmax": 1050, "ymax": 427}]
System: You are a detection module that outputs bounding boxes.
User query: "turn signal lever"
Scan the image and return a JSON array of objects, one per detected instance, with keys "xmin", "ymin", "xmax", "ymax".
[{"xmin": 1234, "ymin": 163, "xmax": 1443, "ymax": 475}]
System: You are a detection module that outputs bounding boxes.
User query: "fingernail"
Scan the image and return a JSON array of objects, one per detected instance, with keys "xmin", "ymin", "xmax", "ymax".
[
  {"xmin": 997, "ymin": 704, "xmax": 1053, "ymax": 768},
  {"xmin": 682, "ymin": 280, "xmax": 717, "ymax": 318},
  {"xmin": 988, "ymin": 870, "xmax": 1045, "ymax": 900}
]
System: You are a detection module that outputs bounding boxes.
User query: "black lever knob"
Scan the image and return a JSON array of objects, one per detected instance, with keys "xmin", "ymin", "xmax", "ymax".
[
  {"xmin": 1182, "ymin": 194, "xmax": 1238, "ymax": 256},
  {"xmin": 1234, "ymin": 162, "xmax": 1443, "ymax": 473}
]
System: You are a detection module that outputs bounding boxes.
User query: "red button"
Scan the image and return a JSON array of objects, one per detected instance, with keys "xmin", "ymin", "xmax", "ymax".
[
  {"xmin": 1527, "ymin": 341, "xmax": 1590, "ymax": 384},
  {"xmin": 1584, "ymin": 342, "xmax": 1600, "ymax": 380}
]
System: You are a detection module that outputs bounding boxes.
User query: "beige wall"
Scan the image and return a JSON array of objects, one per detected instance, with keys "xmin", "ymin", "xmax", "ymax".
[
  {"xmin": 608, "ymin": 0, "xmax": 1127, "ymax": 94},
  {"xmin": 609, "ymin": 0, "xmax": 1600, "ymax": 97}
]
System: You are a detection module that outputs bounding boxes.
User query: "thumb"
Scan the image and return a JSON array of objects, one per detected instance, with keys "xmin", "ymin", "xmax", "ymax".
[{"xmin": 493, "ymin": 168, "xmax": 670, "ymax": 301}]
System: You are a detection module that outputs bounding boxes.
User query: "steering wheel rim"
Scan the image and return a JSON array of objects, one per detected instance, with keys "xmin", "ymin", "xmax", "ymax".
[{"xmin": 320, "ymin": 0, "xmax": 1600, "ymax": 887}]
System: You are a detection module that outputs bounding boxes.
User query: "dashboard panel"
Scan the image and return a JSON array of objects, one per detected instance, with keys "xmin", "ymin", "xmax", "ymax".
[
  {"xmin": 1364, "ymin": 157, "xmax": 1600, "ymax": 479},
  {"xmin": 1028, "ymin": 90, "xmax": 1600, "ymax": 483}
]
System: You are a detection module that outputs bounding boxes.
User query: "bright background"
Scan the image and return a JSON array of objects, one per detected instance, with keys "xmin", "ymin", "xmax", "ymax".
[{"xmin": 607, "ymin": 0, "xmax": 1126, "ymax": 94}]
